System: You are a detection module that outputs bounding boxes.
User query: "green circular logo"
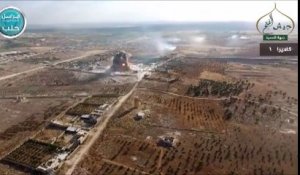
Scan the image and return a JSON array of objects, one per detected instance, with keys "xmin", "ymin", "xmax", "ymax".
[{"xmin": 0, "ymin": 7, "xmax": 26, "ymax": 39}]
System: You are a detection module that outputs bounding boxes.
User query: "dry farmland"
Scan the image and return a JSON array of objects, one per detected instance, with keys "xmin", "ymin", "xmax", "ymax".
[
  {"xmin": 132, "ymin": 90, "xmax": 226, "ymax": 132},
  {"xmin": 68, "ymin": 54, "xmax": 297, "ymax": 175},
  {"xmin": 1, "ymin": 140, "xmax": 60, "ymax": 170},
  {"xmin": 66, "ymin": 103, "xmax": 100, "ymax": 116},
  {"xmin": 83, "ymin": 95, "xmax": 118, "ymax": 105},
  {"xmin": 0, "ymin": 27, "xmax": 297, "ymax": 175}
]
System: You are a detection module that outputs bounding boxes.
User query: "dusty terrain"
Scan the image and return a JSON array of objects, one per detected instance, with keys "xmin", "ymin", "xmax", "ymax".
[
  {"xmin": 67, "ymin": 52, "xmax": 297, "ymax": 175},
  {"xmin": 0, "ymin": 26, "xmax": 297, "ymax": 175}
]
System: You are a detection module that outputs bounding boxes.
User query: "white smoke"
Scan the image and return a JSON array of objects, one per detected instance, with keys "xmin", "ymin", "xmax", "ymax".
[
  {"xmin": 192, "ymin": 36, "xmax": 205, "ymax": 43},
  {"xmin": 153, "ymin": 36, "xmax": 177, "ymax": 54},
  {"xmin": 229, "ymin": 34, "xmax": 249, "ymax": 40},
  {"xmin": 226, "ymin": 34, "xmax": 250, "ymax": 47},
  {"xmin": 156, "ymin": 40, "xmax": 176, "ymax": 52},
  {"xmin": 166, "ymin": 37, "xmax": 181, "ymax": 43},
  {"xmin": 230, "ymin": 34, "xmax": 238, "ymax": 39},
  {"xmin": 239, "ymin": 35, "xmax": 249, "ymax": 40}
]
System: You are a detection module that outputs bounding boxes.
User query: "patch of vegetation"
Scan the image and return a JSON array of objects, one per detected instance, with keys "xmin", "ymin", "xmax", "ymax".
[{"xmin": 186, "ymin": 79, "xmax": 252, "ymax": 97}]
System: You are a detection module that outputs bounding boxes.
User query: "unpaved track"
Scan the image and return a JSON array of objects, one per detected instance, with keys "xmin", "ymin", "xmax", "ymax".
[
  {"xmin": 65, "ymin": 82, "xmax": 139, "ymax": 175},
  {"xmin": 0, "ymin": 50, "xmax": 105, "ymax": 82}
]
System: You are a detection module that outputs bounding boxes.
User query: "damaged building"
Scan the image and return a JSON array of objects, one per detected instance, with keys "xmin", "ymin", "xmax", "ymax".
[{"xmin": 111, "ymin": 50, "xmax": 131, "ymax": 72}]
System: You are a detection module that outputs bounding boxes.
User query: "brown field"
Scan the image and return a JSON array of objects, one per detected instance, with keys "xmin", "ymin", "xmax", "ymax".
[
  {"xmin": 69, "ymin": 54, "xmax": 297, "ymax": 175},
  {"xmin": 84, "ymin": 95, "xmax": 118, "ymax": 105},
  {"xmin": 0, "ymin": 30, "xmax": 297, "ymax": 175},
  {"xmin": 1, "ymin": 139, "xmax": 59, "ymax": 170},
  {"xmin": 66, "ymin": 103, "xmax": 99, "ymax": 116},
  {"xmin": 35, "ymin": 126, "xmax": 65, "ymax": 144},
  {"xmin": 71, "ymin": 110, "xmax": 296, "ymax": 175},
  {"xmin": 132, "ymin": 90, "xmax": 226, "ymax": 132}
]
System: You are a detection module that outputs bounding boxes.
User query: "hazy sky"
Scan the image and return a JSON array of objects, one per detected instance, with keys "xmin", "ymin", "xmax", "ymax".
[{"xmin": 0, "ymin": 1, "xmax": 298, "ymax": 26}]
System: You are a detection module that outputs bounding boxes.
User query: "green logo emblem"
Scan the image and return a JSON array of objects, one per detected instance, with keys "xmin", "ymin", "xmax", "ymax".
[
  {"xmin": 256, "ymin": 3, "xmax": 295, "ymax": 41},
  {"xmin": 0, "ymin": 7, "xmax": 26, "ymax": 39}
]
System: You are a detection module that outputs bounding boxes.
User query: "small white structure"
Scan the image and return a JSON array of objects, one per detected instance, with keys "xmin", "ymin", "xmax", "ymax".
[
  {"xmin": 66, "ymin": 126, "xmax": 78, "ymax": 133},
  {"xmin": 81, "ymin": 114, "xmax": 90, "ymax": 119},
  {"xmin": 76, "ymin": 129, "xmax": 88, "ymax": 144},
  {"xmin": 134, "ymin": 111, "xmax": 145, "ymax": 121},
  {"xmin": 50, "ymin": 120, "xmax": 69, "ymax": 128},
  {"xmin": 15, "ymin": 96, "xmax": 28, "ymax": 103},
  {"xmin": 78, "ymin": 134, "xmax": 88, "ymax": 144},
  {"xmin": 99, "ymin": 104, "xmax": 109, "ymax": 110},
  {"xmin": 36, "ymin": 152, "xmax": 68, "ymax": 173},
  {"xmin": 77, "ymin": 129, "xmax": 87, "ymax": 136},
  {"xmin": 137, "ymin": 112, "xmax": 145, "ymax": 117}
]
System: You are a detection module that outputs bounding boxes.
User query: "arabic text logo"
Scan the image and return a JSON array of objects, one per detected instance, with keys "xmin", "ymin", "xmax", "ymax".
[
  {"xmin": 256, "ymin": 3, "xmax": 295, "ymax": 35},
  {"xmin": 0, "ymin": 7, "xmax": 26, "ymax": 39}
]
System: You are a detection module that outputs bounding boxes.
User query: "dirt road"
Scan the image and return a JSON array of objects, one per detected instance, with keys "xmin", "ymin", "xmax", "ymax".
[
  {"xmin": 65, "ymin": 82, "xmax": 139, "ymax": 175},
  {"xmin": 0, "ymin": 50, "xmax": 105, "ymax": 82}
]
